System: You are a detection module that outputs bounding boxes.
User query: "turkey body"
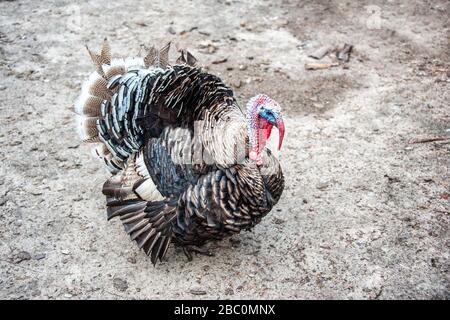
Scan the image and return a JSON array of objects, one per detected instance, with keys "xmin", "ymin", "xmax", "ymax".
[{"xmin": 76, "ymin": 41, "xmax": 284, "ymax": 263}]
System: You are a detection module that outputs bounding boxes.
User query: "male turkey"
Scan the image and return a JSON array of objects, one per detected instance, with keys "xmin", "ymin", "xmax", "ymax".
[{"xmin": 75, "ymin": 39, "xmax": 285, "ymax": 264}]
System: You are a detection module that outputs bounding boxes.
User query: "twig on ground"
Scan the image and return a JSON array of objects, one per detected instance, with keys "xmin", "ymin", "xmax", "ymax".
[
  {"xmin": 305, "ymin": 62, "xmax": 339, "ymax": 70},
  {"xmin": 409, "ymin": 137, "xmax": 450, "ymax": 144}
]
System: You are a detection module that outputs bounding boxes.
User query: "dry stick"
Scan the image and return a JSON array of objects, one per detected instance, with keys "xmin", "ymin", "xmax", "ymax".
[
  {"xmin": 305, "ymin": 62, "xmax": 339, "ymax": 70},
  {"xmin": 410, "ymin": 137, "xmax": 450, "ymax": 144}
]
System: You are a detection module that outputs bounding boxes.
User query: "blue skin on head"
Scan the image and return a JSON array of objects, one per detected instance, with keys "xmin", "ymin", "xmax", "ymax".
[{"xmin": 259, "ymin": 108, "xmax": 278, "ymax": 125}]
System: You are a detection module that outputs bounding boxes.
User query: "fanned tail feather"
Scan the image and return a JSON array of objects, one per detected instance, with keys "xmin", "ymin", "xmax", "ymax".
[
  {"xmin": 176, "ymin": 49, "xmax": 198, "ymax": 67},
  {"xmin": 74, "ymin": 40, "xmax": 147, "ymax": 173},
  {"xmin": 75, "ymin": 39, "xmax": 200, "ymax": 173}
]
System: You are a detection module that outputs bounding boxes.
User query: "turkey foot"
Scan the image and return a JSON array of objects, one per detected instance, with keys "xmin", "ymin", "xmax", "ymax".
[{"xmin": 183, "ymin": 246, "xmax": 215, "ymax": 261}]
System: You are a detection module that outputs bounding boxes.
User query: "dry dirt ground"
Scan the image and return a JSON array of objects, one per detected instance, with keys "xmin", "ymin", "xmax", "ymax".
[{"xmin": 0, "ymin": 0, "xmax": 449, "ymax": 299}]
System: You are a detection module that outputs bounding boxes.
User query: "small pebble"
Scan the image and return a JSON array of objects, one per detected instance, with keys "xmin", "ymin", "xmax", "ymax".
[
  {"xmin": 232, "ymin": 80, "xmax": 242, "ymax": 88},
  {"xmin": 273, "ymin": 217, "xmax": 285, "ymax": 225},
  {"xmin": 113, "ymin": 277, "xmax": 128, "ymax": 292},
  {"xmin": 13, "ymin": 251, "xmax": 31, "ymax": 264},
  {"xmin": 190, "ymin": 289, "xmax": 207, "ymax": 295},
  {"xmin": 316, "ymin": 182, "xmax": 329, "ymax": 190},
  {"xmin": 225, "ymin": 287, "xmax": 234, "ymax": 295},
  {"xmin": 167, "ymin": 26, "xmax": 176, "ymax": 35}
]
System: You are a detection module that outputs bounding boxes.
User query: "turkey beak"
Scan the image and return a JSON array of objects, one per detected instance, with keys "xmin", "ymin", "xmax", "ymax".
[{"xmin": 275, "ymin": 117, "xmax": 285, "ymax": 150}]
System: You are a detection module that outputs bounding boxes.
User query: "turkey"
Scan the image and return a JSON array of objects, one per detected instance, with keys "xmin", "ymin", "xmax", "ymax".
[{"xmin": 75, "ymin": 39, "xmax": 285, "ymax": 264}]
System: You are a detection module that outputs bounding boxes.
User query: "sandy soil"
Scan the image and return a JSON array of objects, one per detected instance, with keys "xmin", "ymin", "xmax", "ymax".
[{"xmin": 0, "ymin": 0, "xmax": 449, "ymax": 299}]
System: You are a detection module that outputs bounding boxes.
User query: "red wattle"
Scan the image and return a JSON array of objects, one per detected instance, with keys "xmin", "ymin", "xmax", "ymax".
[
  {"xmin": 264, "ymin": 124, "xmax": 273, "ymax": 140},
  {"xmin": 258, "ymin": 118, "xmax": 273, "ymax": 155}
]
